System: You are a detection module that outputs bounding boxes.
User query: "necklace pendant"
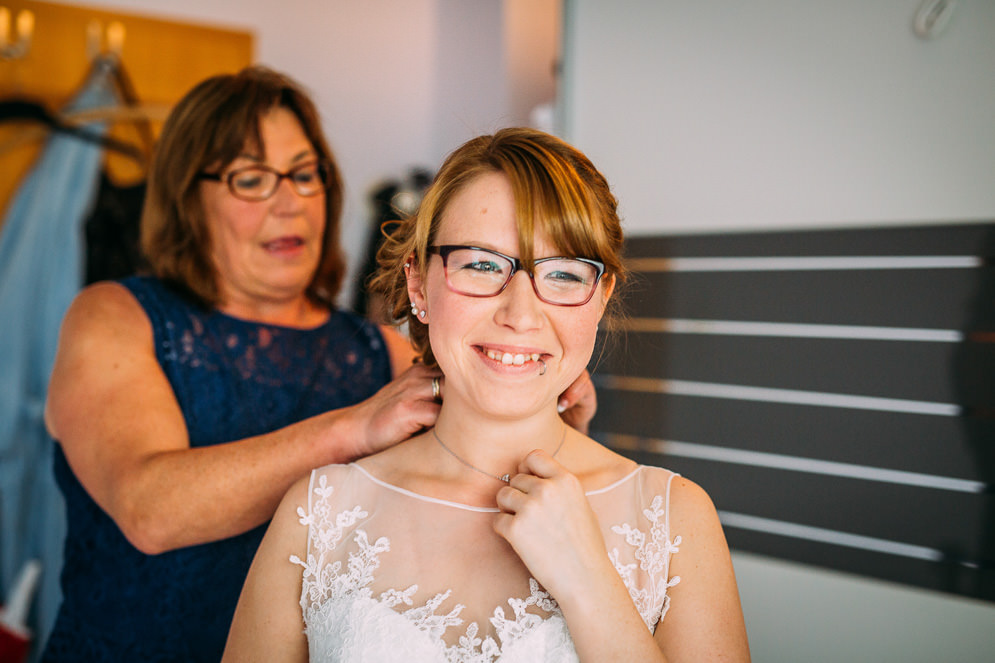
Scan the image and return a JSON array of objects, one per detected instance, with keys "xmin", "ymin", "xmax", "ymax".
[{"xmin": 500, "ymin": 473, "xmax": 510, "ymax": 482}]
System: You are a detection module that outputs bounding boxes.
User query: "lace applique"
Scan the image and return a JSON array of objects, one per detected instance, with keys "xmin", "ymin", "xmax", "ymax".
[
  {"xmin": 490, "ymin": 578, "xmax": 561, "ymax": 643},
  {"xmin": 610, "ymin": 494, "xmax": 682, "ymax": 628}
]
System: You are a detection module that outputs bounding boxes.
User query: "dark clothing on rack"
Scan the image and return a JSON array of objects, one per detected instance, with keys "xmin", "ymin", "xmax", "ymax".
[{"xmin": 83, "ymin": 172, "xmax": 146, "ymax": 284}]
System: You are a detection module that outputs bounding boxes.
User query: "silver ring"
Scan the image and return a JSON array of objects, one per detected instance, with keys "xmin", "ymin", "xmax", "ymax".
[{"xmin": 431, "ymin": 377, "xmax": 441, "ymax": 401}]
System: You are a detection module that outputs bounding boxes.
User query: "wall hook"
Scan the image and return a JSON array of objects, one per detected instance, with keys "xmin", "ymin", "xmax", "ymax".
[
  {"xmin": 0, "ymin": 7, "xmax": 34, "ymax": 61},
  {"xmin": 86, "ymin": 18, "xmax": 126, "ymax": 61}
]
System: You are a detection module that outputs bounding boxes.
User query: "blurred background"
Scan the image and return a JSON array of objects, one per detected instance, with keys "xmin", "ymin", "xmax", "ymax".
[{"xmin": 1, "ymin": 0, "xmax": 993, "ymax": 661}]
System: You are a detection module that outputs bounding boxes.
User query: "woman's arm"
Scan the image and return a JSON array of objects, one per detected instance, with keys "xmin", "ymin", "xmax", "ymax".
[
  {"xmin": 46, "ymin": 282, "xmax": 441, "ymax": 554},
  {"xmin": 222, "ymin": 475, "xmax": 310, "ymax": 662}
]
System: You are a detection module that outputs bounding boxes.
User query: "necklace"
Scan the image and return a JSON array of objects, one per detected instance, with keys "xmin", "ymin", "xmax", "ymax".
[{"xmin": 432, "ymin": 425, "xmax": 567, "ymax": 483}]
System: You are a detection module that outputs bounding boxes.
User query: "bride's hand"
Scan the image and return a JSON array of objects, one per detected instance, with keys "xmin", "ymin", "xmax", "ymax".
[{"xmin": 492, "ymin": 449, "xmax": 611, "ymax": 603}]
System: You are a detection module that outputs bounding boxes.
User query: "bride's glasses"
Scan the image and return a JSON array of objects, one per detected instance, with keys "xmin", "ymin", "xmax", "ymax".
[{"xmin": 428, "ymin": 245, "xmax": 605, "ymax": 307}]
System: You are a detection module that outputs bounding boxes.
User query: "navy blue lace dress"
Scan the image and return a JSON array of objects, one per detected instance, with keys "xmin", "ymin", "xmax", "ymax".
[{"xmin": 42, "ymin": 276, "xmax": 392, "ymax": 662}]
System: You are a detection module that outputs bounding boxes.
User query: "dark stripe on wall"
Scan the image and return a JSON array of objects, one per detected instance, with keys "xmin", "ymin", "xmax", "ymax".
[
  {"xmin": 623, "ymin": 223, "xmax": 994, "ymax": 258},
  {"xmin": 624, "ymin": 268, "xmax": 992, "ymax": 329},
  {"xmin": 593, "ymin": 391, "xmax": 992, "ymax": 481},
  {"xmin": 595, "ymin": 332, "xmax": 995, "ymax": 405}
]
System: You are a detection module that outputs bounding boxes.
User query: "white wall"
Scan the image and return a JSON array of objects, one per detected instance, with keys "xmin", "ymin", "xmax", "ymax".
[
  {"xmin": 735, "ymin": 552, "xmax": 995, "ymax": 662},
  {"xmin": 562, "ymin": 0, "xmax": 995, "ymax": 235},
  {"xmin": 432, "ymin": 0, "xmax": 560, "ymax": 165},
  {"xmin": 561, "ymin": 1, "xmax": 995, "ymax": 660},
  {"xmin": 431, "ymin": 0, "xmax": 506, "ymax": 167}
]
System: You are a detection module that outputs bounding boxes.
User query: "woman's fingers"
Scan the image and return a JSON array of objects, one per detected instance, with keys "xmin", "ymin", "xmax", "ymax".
[
  {"xmin": 347, "ymin": 363, "xmax": 443, "ymax": 456},
  {"xmin": 557, "ymin": 369, "xmax": 596, "ymax": 434}
]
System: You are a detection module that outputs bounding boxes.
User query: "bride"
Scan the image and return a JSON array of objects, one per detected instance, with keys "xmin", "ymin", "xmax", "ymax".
[{"xmin": 222, "ymin": 128, "xmax": 750, "ymax": 662}]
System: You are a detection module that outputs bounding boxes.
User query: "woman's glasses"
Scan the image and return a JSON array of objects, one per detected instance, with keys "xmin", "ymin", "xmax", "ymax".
[
  {"xmin": 428, "ymin": 245, "xmax": 605, "ymax": 307},
  {"xmin": 198, "ymin": 160, "xmax": 332, "ymax": 201}
]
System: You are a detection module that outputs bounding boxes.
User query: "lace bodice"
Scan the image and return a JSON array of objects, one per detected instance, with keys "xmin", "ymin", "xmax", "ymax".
[{"xmin": 294, "ymin": 463, "xmax": 681, "ymax": 662}]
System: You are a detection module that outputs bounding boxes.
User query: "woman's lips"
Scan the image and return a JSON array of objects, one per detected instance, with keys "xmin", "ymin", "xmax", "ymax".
[{"xmin": 262, "ymin": 236, "xmax": 305, "ymax": 252}]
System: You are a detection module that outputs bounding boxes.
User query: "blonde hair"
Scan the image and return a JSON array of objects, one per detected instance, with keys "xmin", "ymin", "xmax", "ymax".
[
  {"xmin": 371, "ymin": 127, "xmax": 626, "ymax": 366},
  {"xmin": 140, "ymin": 66, "xmax": 345, "ymax": 308}
]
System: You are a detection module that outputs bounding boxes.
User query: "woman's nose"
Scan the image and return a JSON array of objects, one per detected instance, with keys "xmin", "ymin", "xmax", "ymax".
[
  {"xmin": 270, "ymin": 177, "xmax": 307, "ymax": 209},
  {"xmin": 494, "ymin": 270, "xmax": 544, "ymax": 330}
]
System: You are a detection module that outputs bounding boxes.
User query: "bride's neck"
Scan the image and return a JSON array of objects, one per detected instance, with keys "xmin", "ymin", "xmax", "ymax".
[{"xmin": 432, "ymin": 404, "xmax": 566, "ymax": 469}]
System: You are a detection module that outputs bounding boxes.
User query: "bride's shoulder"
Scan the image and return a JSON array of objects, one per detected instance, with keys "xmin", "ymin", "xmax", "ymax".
[
  {"xmin": 309, "ymin": 461, "xmax": 363, "ymax": 482},
  {"xmin": 288, "ymin": 463, "xmax": 369, "ymax": 509},
  {"xmin": 569, "ymin": 435, "xmax": 640, "ymax": 490}
]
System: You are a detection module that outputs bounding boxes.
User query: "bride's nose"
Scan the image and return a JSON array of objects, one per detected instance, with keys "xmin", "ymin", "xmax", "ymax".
[{"xmin": 494, "ymin": 270, "xmax": 544, "ymax": 330}]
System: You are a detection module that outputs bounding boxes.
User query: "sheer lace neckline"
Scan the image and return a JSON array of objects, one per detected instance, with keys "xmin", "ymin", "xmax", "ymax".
[{"xmin": 348, "ymin": 462, "xmax": 643, "ymax": 512}]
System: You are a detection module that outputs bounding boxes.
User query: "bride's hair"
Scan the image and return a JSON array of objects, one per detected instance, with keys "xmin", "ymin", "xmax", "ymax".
[{"xmin": 371, "ymin": 127, "xmax": 627, "ymax": 367}]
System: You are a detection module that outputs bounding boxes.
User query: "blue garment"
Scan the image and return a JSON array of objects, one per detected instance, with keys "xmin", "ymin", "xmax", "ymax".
[
  {"xmin": 0, "ymin": 59, "xmax": 120, "ymax": 657},
  {"xmin": 41, "ymin": 276, "xmax": 392, "ymax": 662}
]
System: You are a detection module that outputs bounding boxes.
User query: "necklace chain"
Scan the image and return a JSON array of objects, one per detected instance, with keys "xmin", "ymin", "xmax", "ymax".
[{"xmin": 432, "ymin": 425, "xmax": 567, "ymax": 483}]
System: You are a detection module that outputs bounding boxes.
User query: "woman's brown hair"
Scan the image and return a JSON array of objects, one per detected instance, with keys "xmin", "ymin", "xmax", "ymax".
[
  {"xmin": 371, "ymin": 127, "xmax": 626, "ymax": 366},
  {"xmin": 140, "ymin": 66, "xmax": 345, "ymax": 308}
]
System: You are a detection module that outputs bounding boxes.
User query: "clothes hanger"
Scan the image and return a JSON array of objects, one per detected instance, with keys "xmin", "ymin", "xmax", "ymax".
[
  {"xmin": 85, "ymin": 53, "xmax": 157, "ymax": 158},
  {"xmin": 0, "ymin": 97, "xmax": 146, "ymax": 161},
  {"xmin": 0, "ymin": 47, "xmax": 168, "ymax": 162}
]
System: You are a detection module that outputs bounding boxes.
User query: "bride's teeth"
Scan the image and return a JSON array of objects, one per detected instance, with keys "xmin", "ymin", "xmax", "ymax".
[{"xmin": 485, "ymin": 349, "xmax": 540, "ymax": 365}]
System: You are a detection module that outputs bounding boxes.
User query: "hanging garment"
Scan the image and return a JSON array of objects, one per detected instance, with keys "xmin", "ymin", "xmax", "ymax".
[
  {"xmin": 0, "ymin": 59, "xmax": 121, "ymax": 657},
  {"xmin": 82, "ymin": 172, "xmax": 147, "ymax": 284}
]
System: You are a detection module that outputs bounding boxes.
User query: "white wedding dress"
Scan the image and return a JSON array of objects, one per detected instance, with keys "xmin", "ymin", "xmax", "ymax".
[{"xmin": 293, "ymin": 463, "xmax": 682, "ymax": 662}]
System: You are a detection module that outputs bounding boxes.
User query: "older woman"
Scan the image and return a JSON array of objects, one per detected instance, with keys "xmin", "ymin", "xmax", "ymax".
[
  {"xmin": 223, "ymin": 128, "xmax": 749, "ymax": 662},
  {"xmin": 41, "ymin": 68, "xmax": 596, "ymax": 662}
]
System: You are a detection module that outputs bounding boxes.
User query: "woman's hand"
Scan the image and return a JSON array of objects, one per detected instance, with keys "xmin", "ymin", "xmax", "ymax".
[
  {"xmin": 557, "ymin": 369, "xmax": 597, "ymax": 435},
  {"xmin": 338, "ymin": 362, "xmax": 443, "ymax": 459},
  {"xmin": 491, "ymin": 448, "xmax": 609, "ymax": 602}
]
